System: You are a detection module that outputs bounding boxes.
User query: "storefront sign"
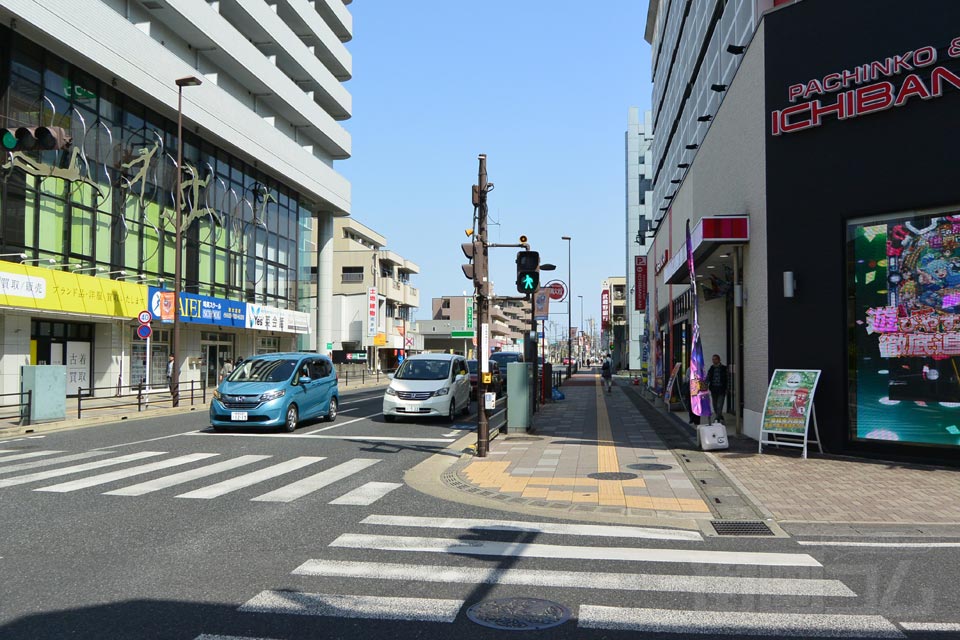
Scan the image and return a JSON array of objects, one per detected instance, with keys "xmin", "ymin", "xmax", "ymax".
[
  {"xmin": 601, "ymin": 288, "xmax": 610, "ymax": 328},
  {"xmin": 534, "ymin": 288, "xmax": 550, "ymax": 321},
  {"xmin": 367, "ymin": 287, "xmax": 378, "ymax": 337},
  {"xmin": 148, "ymin": 288, "xmax": 246, "ymax": 327},
  {"xmin": 635, "ymin": 256, "xmax": 648, "ymax": 311},
  {"xmin": 760, "ymin": 370, "xmax": 821, "ymax": 435},
  {"xmin": 0, "ymin": 263, "xmax": 147, "ymax": 318},
  {"xmin": 772, "ymin": 40, "xmax": 960, "ymax": 135},
  {"xmin": 245, "ymin": 304, "xmax": 310, "ymax": 334},
  {"xmin": 655, "ymin": 249, "xmax": 670, "ymax": 275}
]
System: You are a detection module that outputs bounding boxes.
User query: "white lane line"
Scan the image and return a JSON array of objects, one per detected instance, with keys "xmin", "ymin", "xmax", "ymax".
[
  {"xmin": 185, "ymin": 432, "xmax": 454, "ymax": 443},
  {"xmin": 95, "ymin": 431, "xmax": 198, "ymax": 448},
  {"xmin": 104, "ymin": 455, "xmax": 272, "ymax": 496},
  {"xmin": 360, "ymin": 515, "xmax": 703, "ymax": 541},
  {"xmin": 329, "ymin": 534, "xmax": 822, "ymax": 567},
  {"xmin": 176, "ymin": 457, "xmax": 325, "ymax": 499},
  {"xmin": 292, "ymin": 560, "xmax": 854, "ymax": 597},
  {"xmin": 303, "ymin": 412, "xmax": 384, "ymax": 433},
  {"xmin": 899, "ymin": 622, "xmax": 960, "ymax": 632},
  {"xmin": 578, "ymin": 606, "xmax": 903, "ymax": 637},
  {"xmin": 239, "ymin": 590, "xmax": 462, "ymax": 623},
  {"xmin": 0, "ymin": 451, "xmax": 113, "ymax": 476},
  {"xmin": 195, "ymin": 635, "xmax": 282, "ymax": 640},
  {"xmin": 0, "ymin": 451, "xmax": 64, "ymax": 463},
  {"xmin": 35, "ymin": 453, "xmax": 220, "ymax": 492},
  {"xmin": 798, "ymin": 540, "xmax": 960, "ymax": 548},
  {"xmin": 0, "ymin": 451, "xmax": 165, "ymax": 488},
  {"xmin": 330, "ymin": 482, "xmax": 402, "ymax": 505},
  {"xmin": 252, "ymin": 458, "xmax": 381, "ymax": 503}
]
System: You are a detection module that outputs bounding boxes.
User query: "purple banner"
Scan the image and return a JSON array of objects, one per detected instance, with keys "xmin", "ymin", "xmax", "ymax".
[{"xmin": 687, "ymin": 220, "xmax": 712, "ymax": 417}]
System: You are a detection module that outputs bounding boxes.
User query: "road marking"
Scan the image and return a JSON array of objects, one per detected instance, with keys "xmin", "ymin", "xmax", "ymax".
[
  {"xmin": 104, "ymin": 455, "xmax": 272, "ymax": 496},
  {"xmin": 176, "ymin": 457, "xmax": 325, "ymax": 499},
  {"xmin": 0, "ymin": 451, "xmax": 165, "ymax": 488},
  {"xmin": 578, "ymin": 606, "xmax": 903, "ymax": 637},
  {"xmin": 96, "ymin": 432, "xmax": 196, "ymax": 448},
  {"xmin": 899, "ymin": 622, "xmax": 960, "ymax": 632},
  {"xmin": 303, "ymin": 413, "xmax": 384, "ymax": 433},
  {"xmin": 252, "ymin": 458, "xmax": 381, "ymax": 502},
  {"xmin": 195, "ymin": 635, "xmax": 282, "ymax": 640},
  {"xmin": 360, "ymin": 515, "xmax": 703, "ymax": 541},
  {"xmin": 239, "ymin": 590, "xmax": 462, "ymax": 623},
  {"xmin": 35, "ymin": 453, "xmax": 220, "ymax": 492},
  {"xmin": 798, "ymin": 540, "xmax": 960, "ymax": 548},
  {"xmin": 0, "ymin": 451, "xmax": 112, "ymax": 476},
  {"xmin": 330, "ymin": 482, "xmax": 402, "ymax": 505},
  {"xmin": 186, "ymin": 432, "xmax": 454, "ymax": 443},
  {"xmin": 329, "ymin": 534, "xmax": 822, "ymax": 567},
  {"xmin": 0, "ymin": 450, "xmax": 64, "ymax": 463},
  {"xmin": 293, "ymin": 559, "xmax": 853, "ymax": 597}
]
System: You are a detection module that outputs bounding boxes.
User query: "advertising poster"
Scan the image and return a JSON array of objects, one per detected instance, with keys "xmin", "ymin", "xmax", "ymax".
[
  {"xmin": 849, "ymin": 213, "xmax": 960, "ymax": 449},
  {"xmin": 663, "ymin": 362, "xmax": 681, "ymax": 404},
  {"xmin": 760, "ymin": 369, "xmax": 820, "ymax": 435}
]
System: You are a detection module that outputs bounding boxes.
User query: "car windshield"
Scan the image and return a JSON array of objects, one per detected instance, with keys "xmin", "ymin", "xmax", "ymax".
[
  {"xmin": 395, "ymin": 359, "xmax": 451, "ymax": 380},
  {"xmin": 227, "ymin": 358, "xmax": 297, "ymax": 383},
  {"xmin": 467, "ymin": 361, "xmax": 478, "ymax": 374},
  {"xmin": 490, "ymin": 353, "xmax": 519, "ymax": 364}
]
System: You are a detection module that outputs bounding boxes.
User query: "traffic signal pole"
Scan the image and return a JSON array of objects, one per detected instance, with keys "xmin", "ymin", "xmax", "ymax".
[{"xmin": 475, "ymin": 155, "xmax": 490, "ymax": 457}]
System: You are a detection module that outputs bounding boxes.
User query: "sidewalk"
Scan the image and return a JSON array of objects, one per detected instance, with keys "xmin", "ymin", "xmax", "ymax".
[{"xmin": 436, "ymin": 370, "xmax": 960, "ymax": 535}]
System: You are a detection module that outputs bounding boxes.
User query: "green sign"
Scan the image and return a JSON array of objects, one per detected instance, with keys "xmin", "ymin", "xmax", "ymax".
[
  {"xmin": 760, "ymin": 369, "xmax": 821, "ymax": 435},
  {"xmin": 326, "ymin": 342, "xmax": 333, "ymax": 350},
  {"xmin": 452, "ymin": 330, "xmax": 474, "ymax": 338},
  {"xmin": 466, "ymin": 305, "xmax": 474, "ymax": 329}
]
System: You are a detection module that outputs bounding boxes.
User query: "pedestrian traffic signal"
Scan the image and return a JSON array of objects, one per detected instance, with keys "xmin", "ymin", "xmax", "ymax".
[
  {"xmin": 461, "ymin": 239, "xmax": 486, "ymax": 285},
  {"xmin": 516, "ymin": 250, "xmax": 540, "ymax": 294},
  {"xmin": 1, "ymin": 126, "xmax": 72, "ymax": 152}
]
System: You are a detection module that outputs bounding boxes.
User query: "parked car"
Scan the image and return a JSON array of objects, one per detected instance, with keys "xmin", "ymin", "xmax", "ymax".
[
  {"xmin": 382, "ymin": 353, "xmax": 471, "ymax": 422},
  {"xmin": 210, "ymin": 352, "xmax": 338, "ymax": 433},
  {"xmin": 467, "ymin": 359, "xmax": 503, "ymax": 399},
  {"xmin": 489, "ymin": 351, "xmax": 523, "ymax": 388}
]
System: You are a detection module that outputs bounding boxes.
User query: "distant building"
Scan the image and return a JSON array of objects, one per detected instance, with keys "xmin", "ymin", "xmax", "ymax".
[{"xmin": 626, "ymin": 107, "xmax": 654, "ymax": 372}]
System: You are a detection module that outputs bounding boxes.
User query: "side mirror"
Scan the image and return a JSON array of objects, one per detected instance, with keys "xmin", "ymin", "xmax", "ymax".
[{"xmin": 299, "ymin": 376, "xmax": 311, "ymax": 384}]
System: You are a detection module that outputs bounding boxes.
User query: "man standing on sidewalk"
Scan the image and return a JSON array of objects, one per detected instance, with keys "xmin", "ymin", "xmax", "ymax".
[
  {"xmin": 601, "ymin": 353, "xmax": 613, "ymax": 393},
  {"xmin": 707, "ymin": 354, "xmax": 728, "ymax": 424}
]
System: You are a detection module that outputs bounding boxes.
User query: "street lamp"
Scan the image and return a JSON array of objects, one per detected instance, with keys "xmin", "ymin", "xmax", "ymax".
[
  {"xmin": 578, "ymin": 294, "xmax": 583, "ymax": 365},
  {"xmin": 172, "ymin": 75, "xmax": 202, "ymax": 407},
  {"xmin": 561, "ymin": 235, "xmax": 572, "ymax": 378}
]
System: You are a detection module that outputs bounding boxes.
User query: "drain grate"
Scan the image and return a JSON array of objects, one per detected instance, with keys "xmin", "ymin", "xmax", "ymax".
[
  {"xmin": 466, "ymin": 597, "xmax": 571, "ymax": 630},
  {"xmin": 711, "ymin": 520, "xmax": 775, "ymax": 536},
  {"xmin": 587, "ymin": 472, "xmax": 638, "ymax": 481},
  {"xmin": 504, "ymin": 436, "xmax": 543, "ymax": 441},
  {"xmin": 627, "ymin": 463, "xmax": 673, "ymax": 471}
]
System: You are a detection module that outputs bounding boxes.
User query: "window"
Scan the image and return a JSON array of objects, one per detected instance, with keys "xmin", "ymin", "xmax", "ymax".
[{"xmin": 341, "ymin": 266, "xmax": 364, "ymax": 282}]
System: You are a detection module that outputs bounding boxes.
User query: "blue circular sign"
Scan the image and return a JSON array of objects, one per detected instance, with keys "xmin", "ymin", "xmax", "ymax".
[{"xmin": 136, "ymin": 324, "xmax": 153, "ymax": 340}]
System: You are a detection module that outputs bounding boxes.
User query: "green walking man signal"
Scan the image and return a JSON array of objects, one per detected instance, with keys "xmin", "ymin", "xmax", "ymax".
[{"xmin": 516, "ymin": 250, "xmax": 540, "ymax": 294}]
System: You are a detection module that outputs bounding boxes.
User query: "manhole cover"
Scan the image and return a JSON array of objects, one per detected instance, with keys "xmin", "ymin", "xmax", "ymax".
[
  {"xmin": 504, "ymin": 436, "xmax": 543, "ymax": 441},
  {"xmin": 627, "ymin": 463, "xmax": 673, "ymax": 471},
  {"xmin": 711, "ymin": 520, "xmax": 775, "ymax": 536},
  {"xmin": 466, "ymin": 597, "xmax": 571, "ymax": 630},
  {"xmin": 587, "ymin": 472, "xmax": 638, "ymax": 481}
]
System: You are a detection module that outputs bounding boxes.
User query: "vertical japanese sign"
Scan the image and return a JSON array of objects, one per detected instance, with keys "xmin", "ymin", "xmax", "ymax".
[
  {"xmin": 367, "ymin": 287, "xmax": 378, "ymax": 337},
  {"xmin": 466, "ymin": 304, "xmax": 474, "ymax": 330},
  {"xmin": 601, "ymin": 288, "xmax": 610, "ymax": 327},
  {"xmin": 635, "ymin": 256, "xmax": 647, "ymax": 311},
  {"xmin": 686, "ymin": 220, "xmax": 712, "ymax": 418}
]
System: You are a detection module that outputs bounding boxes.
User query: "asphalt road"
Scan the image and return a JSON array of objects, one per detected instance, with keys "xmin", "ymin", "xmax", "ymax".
[{"xmin": 0, "ymin": 387, "xmax": 957, "ymax": 639}]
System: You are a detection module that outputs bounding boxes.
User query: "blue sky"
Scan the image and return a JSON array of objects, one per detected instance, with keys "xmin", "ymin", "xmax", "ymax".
[{"xmin": 340, "ymin": 2, "xmax": 651, "ymax": 334}]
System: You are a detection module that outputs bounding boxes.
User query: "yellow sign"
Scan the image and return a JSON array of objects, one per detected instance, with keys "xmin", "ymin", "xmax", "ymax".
[
  {"xmin": 482, "ymin": 372, "xmax": 492, "ymax": 384},
  {"xmin": 0, "ymin": 263, "xmax": 148, "ymax": 318},
  {"xmin": 374, "ymin": 332, "xmax": 387, "ymax": 346}
]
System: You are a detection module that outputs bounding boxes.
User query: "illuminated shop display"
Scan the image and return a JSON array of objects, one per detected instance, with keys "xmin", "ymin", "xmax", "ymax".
[{"xmin": 848, "ymin": 211, "xmax": 960, "ymax": 448}]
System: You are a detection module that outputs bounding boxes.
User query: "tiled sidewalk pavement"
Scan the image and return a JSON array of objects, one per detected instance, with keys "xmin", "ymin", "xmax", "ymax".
[{"xmin": 453, "ymin": 372, "xmax": 712, "ymax": 522}]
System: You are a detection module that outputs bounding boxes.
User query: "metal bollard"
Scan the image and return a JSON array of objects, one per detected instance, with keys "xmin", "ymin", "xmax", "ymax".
[
  {"xmin": 77, "ymin": 387, "xmax": 82, "ymax": 419},
  {"xmin": 137, "ymin": 382, "xmax": 144, "ymax": 412}
]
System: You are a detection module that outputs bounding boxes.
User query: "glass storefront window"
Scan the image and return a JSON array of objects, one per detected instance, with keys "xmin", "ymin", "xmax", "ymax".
[{"xmin": 846, "ymin": 210, "xmax": 960, "ymax": 449}]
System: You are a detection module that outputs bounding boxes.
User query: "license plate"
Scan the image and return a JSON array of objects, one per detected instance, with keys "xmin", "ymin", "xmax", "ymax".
[{"xmin": 231, "ymin": 411, "xmax": 248, "ymax": 421}]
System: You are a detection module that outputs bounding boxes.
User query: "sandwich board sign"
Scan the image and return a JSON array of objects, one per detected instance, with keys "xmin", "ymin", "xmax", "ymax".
[{"xmin": 758, "ymin": 369, "xmax": 822, "ymax": 459}]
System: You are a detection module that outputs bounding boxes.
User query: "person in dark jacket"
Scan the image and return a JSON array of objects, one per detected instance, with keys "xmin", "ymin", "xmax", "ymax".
[{"xmin": 707, "ymin": 354, "xmax": 728, "ymax": 424}]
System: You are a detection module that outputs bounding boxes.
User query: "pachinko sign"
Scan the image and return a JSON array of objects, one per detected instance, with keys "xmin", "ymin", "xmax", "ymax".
[
  {"xmin": 848, "ymin": 212, "xmax": 960, "ymax": 448},
  {"xmin": 772, "ymin": 39, "xmax": 960, "ymax": 135}
]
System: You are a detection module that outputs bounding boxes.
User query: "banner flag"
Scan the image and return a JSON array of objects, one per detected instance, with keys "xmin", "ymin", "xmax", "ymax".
[{"xmin": 687, "ymin": 220, "xmax": 712, "ymax": 417}]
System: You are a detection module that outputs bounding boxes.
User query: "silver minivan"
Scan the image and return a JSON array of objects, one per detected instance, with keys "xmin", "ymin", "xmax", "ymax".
[{"xmin": 382, "ymin": 353, "xmax": 471, "ymax": 422}]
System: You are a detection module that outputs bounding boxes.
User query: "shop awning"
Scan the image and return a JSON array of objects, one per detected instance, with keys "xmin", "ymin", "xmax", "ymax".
[{"xmin": 663, "ymin": 216, "xmax": 750, "ymax": 285}]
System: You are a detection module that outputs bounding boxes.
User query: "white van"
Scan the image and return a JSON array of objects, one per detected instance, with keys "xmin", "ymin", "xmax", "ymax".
[{"xmin": 382, "ymin": 353, "xmax": 471, "ymax": 422}]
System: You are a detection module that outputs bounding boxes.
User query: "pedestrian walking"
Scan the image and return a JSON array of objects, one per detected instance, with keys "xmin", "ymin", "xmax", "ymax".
[
  {"xmin": 707, "ymin": 354, "xmax": 728, "ymax": 424},
  {"xmin": 601, "ymin": 353, "xmax": 614, "ymax": 393},
  {"xmin": 166, "ymin": 354, "xmax": 175, "ymax": 392},
  {"xmin": 219, "ymin": 357, "xmax": 234, "ymax": 383}
]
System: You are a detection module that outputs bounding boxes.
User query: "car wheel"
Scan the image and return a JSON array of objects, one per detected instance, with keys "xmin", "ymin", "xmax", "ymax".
[
  {"xmin": 384, "ymin": 414, "xmax": 396, "ymax": 423},
  {"xmin": 447, "ymin": 399, "xmax": 456, "ymax": 422},
  {"xmin": 325, "ymin": 397, "xmax": 338, "ymax": 422},
  {"xmin": 284, "ymin": 404, "xmax": 299, "ymax": 432}
]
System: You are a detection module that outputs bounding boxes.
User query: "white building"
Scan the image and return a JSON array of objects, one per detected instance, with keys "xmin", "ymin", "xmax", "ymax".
[{"xmin": 625, "ymin": 107, "xmax": 654, "ymax": 372}]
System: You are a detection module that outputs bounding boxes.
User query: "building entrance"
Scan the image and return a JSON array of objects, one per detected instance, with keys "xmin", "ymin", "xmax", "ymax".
[{"xmin": 202, "ymin": 332, "xmax": 235, "ymax": 387}]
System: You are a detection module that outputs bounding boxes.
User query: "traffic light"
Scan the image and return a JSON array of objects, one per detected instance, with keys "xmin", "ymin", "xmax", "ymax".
[
  {"xmin": 461, "ymin": 239, "xmax": 486, "ymax": 285},
  {"xmin": 516, "ymin": 250, "xmax": 540, "ymax": 294},
  {"xmin": 1, "ymin": 126, "xmax": 72, "ymax": 152}
]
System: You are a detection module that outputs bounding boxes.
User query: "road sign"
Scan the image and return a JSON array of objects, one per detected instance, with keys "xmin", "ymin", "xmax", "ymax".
[
  {"xmin": 136, "ymin": 324, "xmax": 153, "ymax": 340},
  {"xmin": 451, "ymin": 330, "xmax": 473, "ymax": 338},
  {"xmin": 137, "ymin": 310, "xmax": 152, "ymax": 324},
  {"xmin": 546, "ymin": 280, "xmax": 566, "ymax": 301}
]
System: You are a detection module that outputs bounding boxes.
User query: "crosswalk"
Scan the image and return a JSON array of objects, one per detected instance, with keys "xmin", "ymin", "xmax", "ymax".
[
  {"xmin": 192, "ymin": 515, "xmax": 916, "ymax": 639},
  {"xmin": 0, "ymin": 447, "xmax": 395, "ymax": 505}
]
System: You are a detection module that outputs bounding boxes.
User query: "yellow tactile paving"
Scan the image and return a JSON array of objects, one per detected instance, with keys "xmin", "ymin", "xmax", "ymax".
[
  {"xmin": 546, "ymin": 490, "xmax": 574, "ymax": 501},
  {"xmin": 596, "ymin": 381, "xmax": 626, "ymax": 505},
  {"xmin": 499, "ymin": 476, "xmax": 531, "ymax": 493},
  {"xmin": 678, "ymin": 498, "xmax": 712, "ymax": 512},
  {"xmin": 624, "ymin": 495, "xmax": 657, "ymax": 509},
  {"xmin": 520, "ymin": 487, "xmax": 549, "ymax": 499},
  {"xmin": 572, "ymin": 492, "xmax": 600, "ymax": 503}
]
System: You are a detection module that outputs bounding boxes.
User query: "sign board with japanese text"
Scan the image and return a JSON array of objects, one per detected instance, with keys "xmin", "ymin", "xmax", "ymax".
[
  {"xmin": 0, "ymin": 263, "xmax": 147, "ymax": 318},
  {"xmin": 759, "ymin": 369, "xmax": 822, "ymax": 459},
  {"xmin": 367, "ymin": 287, "xmax": 378, "ymax": 337},
  {"xmin": 635, "ymin": 256, "xmax": 648, "ymax": 311},
  {"xmin": 245, "ymin": 304, "xmax": 310, "ymax": 334},
  {"xmin": 148, "ymin": 287, "xmax": 246, "ymax": 327}
]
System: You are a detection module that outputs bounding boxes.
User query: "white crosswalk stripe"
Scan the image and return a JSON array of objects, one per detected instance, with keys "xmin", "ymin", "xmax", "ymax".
[
  {"xmin": 104, "ymin": 455, "xmax": 272, "ymax": 496},
  {"xmin": 0, "ymin": 450, "xmax": 64, "ymax": 463},
  {"xmin": 0, "ymin": 451, "xmax": 112, "ymax": 475},
  {"xmin": 251, "ymin": 458, "xmax": 380, "ymax": 503},
  {"xmin": 35, "ymin": 453, "xmax": 220, "ymax": 493},
  {"xmin": 329, "ymin": 481, "xmax": 401, "ymax": 505},
  {"xmin": 239, "ymin": 591, "xmax": 462, "ymax": 623},
  {"xmin": 0, "ymin": 451, "xmax": 164, "ymax": 488},
  {"xmin": 176, "ymin": 457, "xmax": 326, "ymax": 499}
]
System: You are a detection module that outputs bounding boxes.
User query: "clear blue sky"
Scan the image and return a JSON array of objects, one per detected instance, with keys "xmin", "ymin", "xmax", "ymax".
[{"xmin": 340, "ymin": 1, "xmax": 652, "ymax": 334}]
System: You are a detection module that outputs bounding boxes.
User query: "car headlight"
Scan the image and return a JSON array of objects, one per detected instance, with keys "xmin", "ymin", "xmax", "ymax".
[
  {"xmin": 212, "ymin": 389, "xmax": 222, "ymax": 400},
  {"xmin": 434, "ymin": 386, "xmax": 450, "ymax": 396},
  {"xmin": 259, "ymin": 389, "xmax": 285, "ymax": 402},
  {"xmin": 385, "ymin": 387, "xmax": 397, "ymax": 396}
]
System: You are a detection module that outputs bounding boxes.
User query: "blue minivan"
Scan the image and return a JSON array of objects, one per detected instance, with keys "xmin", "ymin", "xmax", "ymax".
[{"xmin": 210, "ymin": 352, "xmax": 338, "ymax": 432}]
